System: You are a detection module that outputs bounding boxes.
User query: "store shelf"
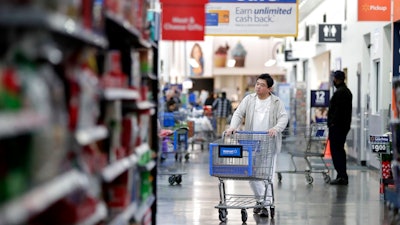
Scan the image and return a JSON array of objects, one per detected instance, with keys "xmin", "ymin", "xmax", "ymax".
[
  {"xmin": 0, "ymin": 6, "xmax": 108, "ymax": 48},
  {"xmin": 139, "ymin": 160, "xmax": 156, "ymax": 172},
  {"xmin": 122, "ymin": 101, "xmax": 156, "ymax": 114},
  {"xmin": 75, "ymin": 126, "xmax": 108, "ymax": 146},
  {"xmin": 103, "ymin": 88, "xmax": 140, "ymax": 101},
  {"xmin": 101, "ymin": 143, "xmax": 150, "ymax": 182},
  {"xmin": 0, "ymin": 170, "xmax": 89, "ymax": 225},
  {"xmin": 108, "ymin": 194, "xmax": 155, "ymax": 225},
  {"xmin": 0, "ymin": 110, "xmax": 48, "ymax": 138},
  {"xmin": 76, "ymin": 202, "xmax": 107, "ymax": 225},
  {"xmin": 133, "ymin": 194, "xmax": 155, "ymax": 223},
  {"xmin": 104, "ymin": 11, "xmax": 152, "ymax": 49},
  {"xmin": 101, "ymin": 154, "xmax": 137, "ymax": 183},
  {"xmin": 135, "ymin": 143, "xmax": 151, "ymax": 158}
]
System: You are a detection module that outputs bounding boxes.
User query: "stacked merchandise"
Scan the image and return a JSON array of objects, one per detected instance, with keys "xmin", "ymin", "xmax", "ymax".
[{"xmin": 0, "ymin": 1, "xmax": 158, "ymax": 225}]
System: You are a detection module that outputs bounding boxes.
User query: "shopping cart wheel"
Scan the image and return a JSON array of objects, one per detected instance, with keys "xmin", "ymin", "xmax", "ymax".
[
  {"xmin": 270, "ymin": 206, "xmax": 275, "ymax": 219},
  {"xmin": 277, "ymin": 173, "xmax": 282, "ymax": 182},
  {"xmin": 185, "ymin": 153, "xmax": 190, "ymax": 161},
  {"xmin": 241, "ymin": 209, "xmax": 247, "ymax": 223},
  {"xmin": 176, "ymin": 175, "xmax": 182, "ymax": 184},
  {"xmin": 218, "ymin": 208, "xmax": 227, "ymax": 222},
  {"xmin": 323, "ymin": 173, "xmax": 331, "ymax": 183},
  {"xmin": 305, "ymin": 174, "xmax": 314, "ymax": 184},
  {"xmin": 168, "ymin": 175, "xmax": 176, "ymax": 185}
]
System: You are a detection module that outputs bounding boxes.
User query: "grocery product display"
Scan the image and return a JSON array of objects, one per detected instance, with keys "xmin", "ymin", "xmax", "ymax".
[{"xmin": 0, "ymin": 1, "xmax": 158, "ymax": 225}]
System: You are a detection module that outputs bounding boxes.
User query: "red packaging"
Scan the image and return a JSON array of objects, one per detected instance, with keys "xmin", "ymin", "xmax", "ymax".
[
  {"xmin": 82, "ymin": 0, "xmax": 92, "ymax": 29},
  {"xmin": 101, "ymin": 51, "xmax": 128, "ymax": 88}
]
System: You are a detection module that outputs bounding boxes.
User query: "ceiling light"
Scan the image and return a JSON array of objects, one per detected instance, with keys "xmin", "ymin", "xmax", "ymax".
[
  {"xmin": 264, "ymin": 59, "xmax": 276, "ymax": 67},
  {"xmin": 189, "ymin": 58, "xmax": 200, "ymax": 68},
  {"xmin": 227, "ymin": 59, "xmax": 236, "ymax": 67}
]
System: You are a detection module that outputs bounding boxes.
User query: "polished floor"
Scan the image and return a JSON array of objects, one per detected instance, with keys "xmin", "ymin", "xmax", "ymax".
[{"xmin": 156, "ymin": 139, "xmax": 396, "ymax": 225}]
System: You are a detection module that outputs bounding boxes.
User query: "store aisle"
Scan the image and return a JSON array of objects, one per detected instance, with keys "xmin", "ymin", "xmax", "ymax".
[{"xmin": 157, "ymin": 144, "xmax": 393, "ymax": 225}]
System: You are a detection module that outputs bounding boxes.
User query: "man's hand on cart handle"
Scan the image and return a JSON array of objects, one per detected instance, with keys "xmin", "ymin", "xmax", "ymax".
[
  {"xmin": 224, "ymin": 128, "xmax": 236, "ymax": 136},
  {"xmin": 268, "ymin": 128, "xmax": 277, "ymax": 137}
]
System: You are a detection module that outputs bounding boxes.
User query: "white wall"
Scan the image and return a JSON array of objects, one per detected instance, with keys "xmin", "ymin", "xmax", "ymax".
[{"xmin": 287, "ymin": 0, "xmax": 392, "ymax": 167}]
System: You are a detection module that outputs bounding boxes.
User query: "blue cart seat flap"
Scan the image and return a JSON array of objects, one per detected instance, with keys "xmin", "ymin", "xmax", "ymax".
[{"xmin": 210, "ymin": 165, "xmax": 252, "ymax": 176}]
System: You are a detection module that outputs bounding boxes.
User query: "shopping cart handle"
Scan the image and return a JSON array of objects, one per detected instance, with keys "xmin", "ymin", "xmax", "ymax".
[{"xmin": 235, "ymin": 131, "xmax": 269, "ymax": 135}]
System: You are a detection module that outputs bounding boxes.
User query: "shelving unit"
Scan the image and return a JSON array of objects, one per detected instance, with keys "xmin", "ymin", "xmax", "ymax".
[
  {"xmin": 0, "ymin": 1, "xmax": 159, "ymax": 225},
  {"xmin": 0, "ymin": 170, "xmax": 89, "ymax": 225},
  {"xmin": 0, "ymin": 7, "xmax": 108, "ymax": 48}
]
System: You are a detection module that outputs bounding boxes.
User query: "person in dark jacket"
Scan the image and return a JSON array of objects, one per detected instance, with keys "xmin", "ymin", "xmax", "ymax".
[
  {"xmin": 328, "ymin": 70, "xmax": 352, "ymax": 185},
  {"xmin": 212, "ymin": 92, "xmax": 232, "ymax": 137}
]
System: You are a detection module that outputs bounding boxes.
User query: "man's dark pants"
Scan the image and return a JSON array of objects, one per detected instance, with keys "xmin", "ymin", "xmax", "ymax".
[{"xmin": 329, "ymin": 126, "xmax": 350, "ymax": 180}]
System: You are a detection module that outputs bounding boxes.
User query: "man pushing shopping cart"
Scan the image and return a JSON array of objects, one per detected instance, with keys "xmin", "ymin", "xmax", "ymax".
[{"xmin": 209, "ymin": 73, "xmax": 288, "ymax": 222}]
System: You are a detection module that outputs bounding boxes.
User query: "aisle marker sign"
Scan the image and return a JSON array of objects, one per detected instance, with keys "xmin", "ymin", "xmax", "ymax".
[
  {"xmin": 311, "ymin": 90, "xmax": 329, "ymax": 107},
  {"xmin": 369, "ymin": 135, "xmax": 390, "ymax": 154},
  {"xmin": 205, "ymin": 0, "xmax": 298, "ymax": 36}
]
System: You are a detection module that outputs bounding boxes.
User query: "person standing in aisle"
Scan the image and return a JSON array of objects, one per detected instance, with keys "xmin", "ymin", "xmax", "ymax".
[
  {"xmin": 213, "ymin": 92, "xmax": 232, "ymax": 137},
  {"xmin": 328, "ymin": 70, "xmax": 352, "ymax": 185},
  {"xmin": 225, "ymin": 73, "xmax": 288, "ymax": 217}
]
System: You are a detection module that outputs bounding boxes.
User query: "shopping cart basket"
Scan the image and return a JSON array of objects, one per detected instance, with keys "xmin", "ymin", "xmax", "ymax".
[
  {"xmin": 277, "ymin": 122, "xmax": 331, "ymax": 184},
  {"xmin": 209, "ymin": 131, "xmax": 277, "ymax": 223},
  {"xmin": 158, "ymin": 127, "xmax": 188, "ymax": 185}
]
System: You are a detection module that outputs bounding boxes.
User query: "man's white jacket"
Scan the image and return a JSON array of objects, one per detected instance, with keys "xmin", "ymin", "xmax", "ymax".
[{"xmin": 229, "ymin": 93, "xmax": 289, "ymax": 153}]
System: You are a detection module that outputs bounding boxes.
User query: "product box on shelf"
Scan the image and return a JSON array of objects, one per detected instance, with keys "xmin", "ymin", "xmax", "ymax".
[
  {"xmin": 0, "ymin": 134, "xmax": 32, "ymax": 204},
  {"xmin": 103, "ymin": 101, "xmax": 123, "ymax": 163},
  {"xmin": 139, "ymin": 49, "xmax": 153, "ymax": 78},
  {"xmin": 138, "ymin": 113, "xmax": 150, "ymax": 145},
  {"xmin": 130, "ymin": 167, "xmax": 141, "ymax": 205},
  {"xmin": 101, "ymin": 51, "xmax": 128, "ymax": 88},
  {"xmin": 103, "ymin": 171, "xmax": 131, "ymax": 217},
  {"xmin": 104, "ymin": 0, "xmax": 121, "ymax": 15},
  {"xmin": 130, "ymin": 50, "xmax": 141, "ymax": 89},
  {"xmin": 121, "ymin": 115, "xmax": 140, "ymax": 155},
  {"xmin": 140, "ymin": 171, "xmax": 152, "ymax": 201},
  {"xmin": 29, "ymin": 189, "xmax": 97, "ymax": 225}
]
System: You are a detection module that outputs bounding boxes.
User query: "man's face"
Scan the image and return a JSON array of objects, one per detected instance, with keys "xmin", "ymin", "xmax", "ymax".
[
  {"xmin": 333, "ymin": 77, "xmax": 339, "ymax": 88},
  {"xmin": 255, "ymin": 79, "xmax": 270, "ymax": 96}
]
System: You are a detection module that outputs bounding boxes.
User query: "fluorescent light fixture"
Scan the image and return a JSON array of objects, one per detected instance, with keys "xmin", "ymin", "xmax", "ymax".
[
  {"xmin": 182, "ymin": 78, "xmax": 193, "ymax": 89},
  {"xmin": 264, "ymin": 59, "xmax": 276, "ymax": 67},
  {"xmin": 227, "ymin": 59, "xmax": 236, "ymax": 67},
  {"xmin": 189, "ymin": 58, "xmax": 200, "ymax": 68}
]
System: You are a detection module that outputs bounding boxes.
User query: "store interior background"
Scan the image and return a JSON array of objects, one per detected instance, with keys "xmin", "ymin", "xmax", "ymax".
[{"xmin": 159, "ymin": 0, "xmax": 395, "ymax": 170}]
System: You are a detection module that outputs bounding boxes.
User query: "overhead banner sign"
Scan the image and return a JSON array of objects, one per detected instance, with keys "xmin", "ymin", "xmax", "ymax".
[
  {"xmin": 318, "ymin": 24, "xmax": 341, "ymax": 43},
  {"xmin": 205, "ymin": 0, "xmax": 298, "ymax": 37},
  {"xmin": 161, "ymin": 0, "xmax": 207, "ymax": 41},
  {"xmin": 358, "ymin": 0, "xmax": 390, "ymax": 21},
  {"xmin": 395, "ymin": 0, "xmax": 400, "ymax": 22}
]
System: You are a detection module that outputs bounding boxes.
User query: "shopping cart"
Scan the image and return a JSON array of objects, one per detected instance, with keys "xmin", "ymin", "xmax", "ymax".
[
  {"xmin": 277, "ymin": 122, "xmax": 331, "ymax": 184},
  {"xmin": 158, "ymin": 127, "xmax": 188, "ymax": 185},
  {"xmin": 209, "ymin": 131, "xmax": 277, "ymax": 223},
  {"xmin": 187, "ymin": 114, "xmax": 216, "ymax": 151}
]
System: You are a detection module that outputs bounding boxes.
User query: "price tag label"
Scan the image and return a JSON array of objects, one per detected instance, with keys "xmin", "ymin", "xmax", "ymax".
[{"xmin": 369, "ymin": 135, "xmax": 390, "ymax": 154}]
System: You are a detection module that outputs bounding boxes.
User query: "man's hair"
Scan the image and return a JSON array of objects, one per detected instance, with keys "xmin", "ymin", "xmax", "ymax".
[
  {"xmin": 221, "ymin": 92, "xmax": 226, "ymax": 98},
  {"xmin": 257, "ymin": 73, "xmax": 274, "ymax": 88}
]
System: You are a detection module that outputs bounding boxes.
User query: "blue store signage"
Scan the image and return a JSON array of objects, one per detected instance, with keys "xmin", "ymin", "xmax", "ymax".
[{"xmin": 311, "ymin": 90, "xmax": 330, "ymax": 107}]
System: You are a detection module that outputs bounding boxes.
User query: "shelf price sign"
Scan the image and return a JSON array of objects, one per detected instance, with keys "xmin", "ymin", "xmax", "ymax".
[{"xmin": 369, "ymin": 135, "xmax": 390, "ymax": 154}]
